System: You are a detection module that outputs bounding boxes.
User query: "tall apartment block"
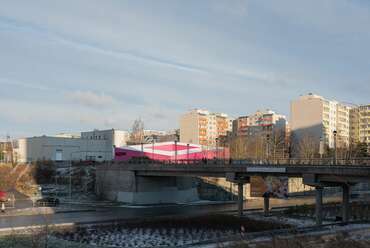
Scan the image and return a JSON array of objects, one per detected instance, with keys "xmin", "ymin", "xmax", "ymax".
[
  {"xmin": 350, "ymin": 104, "xmax": 370, "ymax": 148},
  {"xmin": 232, "ymin": 110, "xmax": 289, "ymax": 159},
  {"xmin": 233, "ymin": 110, "xmax": 288, "ymax": 137},
  {"xmin": 180, "ymin": 109, "xmax": 233, "ymax": 147},
  {"xmin": 290, "ymin": 94, "xmax": 352, "ymax": 150}
]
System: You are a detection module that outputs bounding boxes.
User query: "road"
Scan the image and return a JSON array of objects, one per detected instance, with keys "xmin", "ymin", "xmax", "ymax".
[{"xmin": 0, "ymin": 196, "xmax": 340, "ymax": 229}]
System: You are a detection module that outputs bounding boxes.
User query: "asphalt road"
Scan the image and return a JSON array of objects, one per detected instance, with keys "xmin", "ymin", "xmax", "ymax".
[{"xmin": 0, "ymin": 196, "xmax": 340, "ymax": 229}]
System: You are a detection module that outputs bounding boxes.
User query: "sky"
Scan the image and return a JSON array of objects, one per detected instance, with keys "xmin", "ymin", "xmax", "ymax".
[{"xmin": 1, "ymin": 0, "xmax": 370, "ymax": 139}]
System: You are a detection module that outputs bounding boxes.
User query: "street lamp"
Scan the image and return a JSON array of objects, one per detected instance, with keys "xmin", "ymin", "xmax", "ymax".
[
  {"xmin": 319, "ymin": 137, "xmax": 324, "ymax": 159},
  {"xmin": 333, "ymin": 130, "xmax": 337, "ymax": 164},
  {"xmin": 174, "ymin": 140, "xmax": 178, "ymax": 163},
  {"xmin": 141, "ymin": 143, "xmax": 144, "ymax": 158},
  {"xmin": 266, "ymin": 134, "xmax": 270, "ymax": 160},
  {"xmin": 152, "ymin": 140, "xmax": 155, "ymax": 160},
  {"xmin": 223, "ymin": 139, "xmax": 226, "ymax": 162},
  {"xmin": 187, "ymin": 143, "xmax": 190, "ymax": 163},
  {"xmin": 215, "ymin": 138, "xmax": 219, "ymax": 160}
]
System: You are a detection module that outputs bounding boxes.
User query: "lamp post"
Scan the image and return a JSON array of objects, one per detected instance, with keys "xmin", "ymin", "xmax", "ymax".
[
  {"xmin": 319, "ymin": 137, "xmax": 324, "ymax": 159},
  {"xmin": 223, "ymin": 140, "xmax": 226, "ymax": 163},
  {"xmin": 174, "ymin": 140, "xmax": 178, "ymax": 163},
  {"xmin": 152, "ymin": 140, "xmax": 155, "ymax": 160},
  {"xmin": 266, "ymin": 134, "xmax": 270, "ymax": 160},
  {"xmin": 187, "ymin": 143, "xmax": 190, "ymax": 163},
  {"xmin": 215, "ymin": 138, "xmax": 219, "ymax": 161},
  {"xmin": 69, "ymin": 161, "xmax": 72, "ymax": 201},
  {"xmin": 333, "ymin": 130, "xmax": 337, "ymax": 164}
]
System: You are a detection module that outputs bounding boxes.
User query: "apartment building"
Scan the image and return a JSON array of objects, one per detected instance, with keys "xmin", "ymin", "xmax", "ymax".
[
  {"xmin": 0, "ymin": 141, "xmax": 13, "ymax": 163},
  {"xmin": 233, "ymin": 110, "xmax": 287, "ymax": 136},
  {"xmin": 290, "ymin": 94, "xmax": 352, "ymax": 152},
  {"xmin": 358, "ymin": 105, "xmax": 370, "ymax": 146},
  {"xmin": 180, "ymin": 109, "xmax": 232, "ymax": 147},
  {"xmin": 350, "ymin": 104, "xmax": 370, "ymax": 149},
  {"xmin": 231, "ymin": 110, "xmax": 289, "ymax": 159},
  {"xmin": 232, "ymin": 116, "xmax": 250, "ymax": 136}
]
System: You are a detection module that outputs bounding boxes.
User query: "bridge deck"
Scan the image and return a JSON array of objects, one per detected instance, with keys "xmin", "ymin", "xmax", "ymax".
[{"xmin": 97, "ymin": 161, "xmax": 370, "ymax": 182}]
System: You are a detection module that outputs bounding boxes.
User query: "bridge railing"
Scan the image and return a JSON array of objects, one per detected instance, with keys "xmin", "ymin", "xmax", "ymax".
[{"xmin": 114, "ymin": 157, "xmax": 370, "ymax": 166}]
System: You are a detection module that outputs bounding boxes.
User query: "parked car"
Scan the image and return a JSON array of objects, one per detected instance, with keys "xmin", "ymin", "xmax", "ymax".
[{"xmin": 36, "ymin": 197, "xmax": 60, "ymax": 207}]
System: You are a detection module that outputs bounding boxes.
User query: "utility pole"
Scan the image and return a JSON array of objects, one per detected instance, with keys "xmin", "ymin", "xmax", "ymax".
[{"xmin": 333, "ymin": 130, "xmax": 337, "ymax": 164}]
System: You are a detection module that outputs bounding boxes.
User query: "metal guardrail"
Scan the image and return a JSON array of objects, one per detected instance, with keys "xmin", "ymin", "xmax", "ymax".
[{"xmin": 110, "ymin": 157, "xmax": 370, "ymax": 166}]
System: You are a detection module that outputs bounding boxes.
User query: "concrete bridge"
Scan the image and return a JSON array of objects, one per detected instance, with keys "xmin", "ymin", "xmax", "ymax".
[{"xmin": 96, "ymin": 159, "xmax": 370, "ymax": 225}]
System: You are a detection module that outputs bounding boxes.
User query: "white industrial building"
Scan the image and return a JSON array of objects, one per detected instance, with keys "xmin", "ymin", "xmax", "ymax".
[{"xmin": 13, "ymin": 129, "xmax": 129, "ymax": 163}]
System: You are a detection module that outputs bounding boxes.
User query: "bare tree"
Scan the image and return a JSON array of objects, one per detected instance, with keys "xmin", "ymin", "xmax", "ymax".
[
  {"xmin": 268, "ymin": 129, "xmax": 287, "ymax": 160},
  {"xmin": 129, "ymin": 118, "xmax": 145, "ymax": 145},
  {"xmin": 295, "ymin": 134, "xmax": 318, "ymax": 159},
  {"xmin": 229, "ymin": 136, "xmax": 247, "ymax": 160}
]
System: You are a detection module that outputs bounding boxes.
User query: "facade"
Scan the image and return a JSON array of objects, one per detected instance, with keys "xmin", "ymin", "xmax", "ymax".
[
  {"xmin": 13, "ymin": 136, "xmax": 109, "ymax": 162},
  {"xmin": 231, "ymin": 110, "xmax": 289, "ymax": 160},
  {"xmin": 114, "ymin": 141, "xmax": 229, "ymax": 161},
  {"xmin": 290, "ymin": 94, "xmax": 353, "ymax": 153},
  {"xmin": 358, "ymin": 105, "xmax": 370, "ymax": 147},
  {"xmin": 233, "ymin": 110, "xmax": 287, "ymax": 137},
  {"xmin": 0, "ymin": 141, "xmax": 13, "ymax": 163},
  {"xmin": 143, "ymin": 129, "xmax": 179, "ymax": 143},
  {"xmin": 350, "ymin": 104, "xmax": 370, "ymax": 149},
  {"xmin": 81, "ymin": 129, "xmax": 129, "ymax": 148},
  {"xmin": 180, "ymin": 109, "xmax": 233, "ymax": 147},
  {"xmin": 14, "ymin": 129, "xmax": 129, "ymax": 162},
  {"xmin": 232, "ymin": 116, "xmax": 250, "ymax": 136}
]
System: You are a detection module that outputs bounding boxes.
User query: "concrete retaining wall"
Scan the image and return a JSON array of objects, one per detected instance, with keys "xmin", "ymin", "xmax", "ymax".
[{"xmin": 96, "ymin": 169, "xmax": 199, "ymax": 204}]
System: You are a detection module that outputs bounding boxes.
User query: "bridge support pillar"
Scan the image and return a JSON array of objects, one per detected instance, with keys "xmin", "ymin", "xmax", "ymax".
[
  {"xmin": 226, "ymin": 173, "xmax": 249, "ymax": 218},
  {"xmin": 237, "ymin": 182, "xmax": 244, "ymax": 217},
  {"xmin": 315, "ymin": 186, "xmax": 323, "ymax": 225},
  {"xmin": 263, "ymin": 195, "xmax": 270, "ymax": 217},
  {"xmin": 342, "ymin": 184, "xmax": 350, "ymax": 223}
]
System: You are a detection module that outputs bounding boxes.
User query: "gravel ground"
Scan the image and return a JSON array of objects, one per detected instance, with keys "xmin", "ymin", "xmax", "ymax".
[{"xmin": 53, "ymin": 215, "xmax": 287, "ymax": 248}]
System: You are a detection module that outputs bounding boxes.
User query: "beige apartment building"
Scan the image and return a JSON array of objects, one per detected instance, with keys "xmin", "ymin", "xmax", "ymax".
[
  {"xmin": 231, "ymin": 110, "xmax": 289, "ymax": 159},
  {"xmin": 232, "ymin": 110, "xmax": 288, "ymax": 140},
  {"xmin": 180, "ymin": 109, "xmax": 232, "ymax": 147},
  {"xmin": 350, "ymin": 104, "xmax": 370, "ymax": 148},
  {"xmin": 291, "ymin": 94, "xmax": 353, "ymax": 152}
]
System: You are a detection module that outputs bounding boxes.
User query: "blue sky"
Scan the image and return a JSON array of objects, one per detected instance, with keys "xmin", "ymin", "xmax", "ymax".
[{"xmin": 1, "ymin": 0, "xmax": 370, "ymax": 138}]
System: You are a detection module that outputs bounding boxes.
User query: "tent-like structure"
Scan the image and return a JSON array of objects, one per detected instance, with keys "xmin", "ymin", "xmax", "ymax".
[{"xmin": 114, "ymin": 141, "xmax": 229, "ymax": 162}]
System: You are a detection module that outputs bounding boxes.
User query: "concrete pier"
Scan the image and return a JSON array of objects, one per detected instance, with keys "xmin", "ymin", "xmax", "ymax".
[
  {"xmin": 342, "ymin": 184, "xmax": 350, "ymax": 223},
  {"xmin": 237, "ymin": 183, "xmax": 244, "ymax": 217},
  {"xmin": 263, "ymin": 195, "xmax": 270, "ymax": 217},
  {"xmin": 315, "ymin": 186, "xmax": 323, "ymax": 225}
]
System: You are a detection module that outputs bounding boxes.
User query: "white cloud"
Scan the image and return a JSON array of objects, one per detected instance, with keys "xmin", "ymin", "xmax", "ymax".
[{"xmin": 65, "ymin": 91, "xmax": 117, "ymax": 108}]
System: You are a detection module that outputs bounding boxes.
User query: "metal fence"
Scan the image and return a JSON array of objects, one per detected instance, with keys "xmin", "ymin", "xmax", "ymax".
[{"xmin": 110, "ymin": 157, "xmax": 370, "ymax": 166}]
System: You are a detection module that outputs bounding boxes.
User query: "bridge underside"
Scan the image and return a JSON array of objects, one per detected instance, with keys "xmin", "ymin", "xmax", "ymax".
[{"xmin": 96, "ymin": 162, "xmax": 370, "ymax": 223}]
